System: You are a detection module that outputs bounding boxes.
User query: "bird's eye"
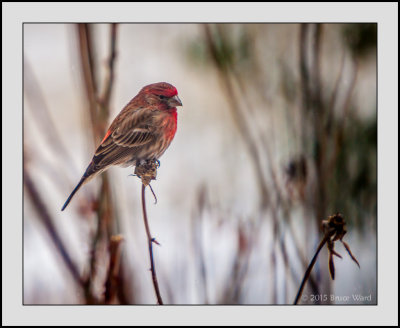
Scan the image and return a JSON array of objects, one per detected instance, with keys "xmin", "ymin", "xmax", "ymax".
[{"xmin": 159, "ymin": 95, "xmax": 166, "ymax": 100}]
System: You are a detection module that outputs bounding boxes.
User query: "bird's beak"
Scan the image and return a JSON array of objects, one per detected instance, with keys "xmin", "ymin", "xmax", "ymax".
[{"xmin": 168, "ymin": 95, "xmax": 182, "ymax": 107}]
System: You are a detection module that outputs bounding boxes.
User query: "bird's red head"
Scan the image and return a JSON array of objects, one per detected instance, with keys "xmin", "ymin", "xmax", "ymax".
[
  {"xmin": 139, "ymin": 82, "xmax": 182, "ymax": 109},
  {"xmin": 141, "ymin": 82, "xmax": 178, "ymax": 97}
]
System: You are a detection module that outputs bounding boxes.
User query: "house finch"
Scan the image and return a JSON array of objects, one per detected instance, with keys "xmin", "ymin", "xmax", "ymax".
[{"xmin": 61, "ymin": 82, "xmax": 182, "ymax": 211}]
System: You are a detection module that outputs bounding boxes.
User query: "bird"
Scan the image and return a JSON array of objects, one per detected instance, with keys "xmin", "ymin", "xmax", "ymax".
[{"xmin": 61, "ymin": 82, "xmax": 182, "ymax": 211}]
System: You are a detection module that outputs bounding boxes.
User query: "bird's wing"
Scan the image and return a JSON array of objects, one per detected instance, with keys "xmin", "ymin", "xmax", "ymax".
[
  {"xmin": 111, "ymin": 127, "xmax": 154, "ymax": 148},
  {"xmin": 91, "ymin": 107, "xmax": 156, "ymax": 169}
]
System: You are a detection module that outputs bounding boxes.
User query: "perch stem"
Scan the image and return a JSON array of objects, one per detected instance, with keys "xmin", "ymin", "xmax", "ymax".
[
  {"xmin": 141, "ymin": 184, "xmax": 163, "ymax": 305},
  {"xmin": 293, "ymin": 234, "xmax": 329, "ymax": 305}
]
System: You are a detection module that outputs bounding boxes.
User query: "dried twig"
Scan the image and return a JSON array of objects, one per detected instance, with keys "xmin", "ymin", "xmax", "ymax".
[
  {"xmin": 77, "ymin": 24, "xmax": 100, "ymax": 144},
  {"xmin": 327, "ymin": 57, "xmax": 359, "ymax": 176},
  {"xmin": 293, "ymin": 234, "xmax": 329, "ymax": 305},
  {"xmin": 76, "ymin": 23, "xmax": 118, "ymax": 302},
  {"xmin": 203, "ymin": 24, "xmax": 270, "ymax": 208},
  {"xmin": 99, "ymin": 23, "xmax": 118, "ymax": 110},
  {"xmin": 136, "ymin": 160, "xmax": 163, "ymax": 305},
  {"xmin": 191, "ymin": 186, "xmax": 209, "ymax": 303},
  {"xmin": 104, "ymin": 234, "xmax": 124, "ymax": 304},
  {"xmin": 220, "ymin": 222, "xmax": 253, "ymax": 304},
  {"xmin": 24, "ymin": 59, "xmax": 78, "ymax": 181},
  {"xmin": 24, "ymin": 163, "xmax": 87, "ymax": 293},
  {"xmin": 294, "ymin": 213, "xmax": 360, "ymax": 304}
]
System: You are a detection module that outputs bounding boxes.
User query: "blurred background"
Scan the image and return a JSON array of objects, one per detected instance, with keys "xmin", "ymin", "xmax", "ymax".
[{"xmin": 23, "ymin": 23, "xmax": 377, "ymax": 304}]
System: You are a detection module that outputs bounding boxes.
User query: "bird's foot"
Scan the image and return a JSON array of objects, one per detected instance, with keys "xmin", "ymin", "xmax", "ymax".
[{"xmin": 134, "ymin": 160, "xmax": 158, "ymax": 186}]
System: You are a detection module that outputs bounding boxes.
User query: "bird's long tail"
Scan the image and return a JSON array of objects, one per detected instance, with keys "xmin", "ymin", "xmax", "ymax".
[
  {"xmin": 61, "ymin": 160, "xmax": 108, "ymax": 211},
  {"xmin": 61, "ymin": 176, "xmax": 87, "ymax": 211}
]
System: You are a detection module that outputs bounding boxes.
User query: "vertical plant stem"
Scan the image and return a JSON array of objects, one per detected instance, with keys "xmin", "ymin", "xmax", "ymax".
[
  {"xmin": 76, "ymin": 23, "xmax": 118, "ymax": 303},
  {"xmin": 203, "ymin": 24, "xmax": 270, "ymax": 208},
  {"xmin": 24, "ymin": 165, "xmax": 86, "ymax": 292},
  {"xmin": 24, "ymin": 58, "xmax": 78, "ymax": 180},
  {"xmin": 293, "ymin": 235, "xmax": 329, "ymax": 305},
  {"xmin": 104, "ymin": 235, "xmax": 124, "ymax": 304},
  {"xmin": 100, "ymin": 23, "xmax": 118, "ymax": 111},
  {"xmin": 141, "ymin": 184, "xmax": 163, "ymax": 305},
  {"xmin": 77, "ymin": 23, "xmax": 100, "ymax": 144}
]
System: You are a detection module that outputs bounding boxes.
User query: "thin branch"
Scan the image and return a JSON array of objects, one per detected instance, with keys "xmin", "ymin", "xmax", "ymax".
[
  {"xmin": 328, "ymin": 58, "xmax": 359, "ymax": 176},
  {"xmin": 191, "ymin": 186, "xmax": 209, "ymax": 303},
  {"xmin": 24, "ymin": 164, "xmax": 87, "ymax": 292},
  {"xmin": 326, "ymin": 51, "xmax": 346, "ymax": 134},
  {"xmin": 24, "ymin": 58, "xmax": 78, "ymax": 181},
  {"xmin": 294, "ymin": 213, "xmax": 360, "ymax": 304},
  {"xmin": 76, "ymin": 23, "xmax": 118, "ymax": 303},
  {"xmin": 99, "ymin": 23, "xmax": 118, "ymax": 111},
  {"xmin": 104, "ymin": 234, "xmax": 124, "ymax": 304},
  {"xmin": 116, "ymin": 254, "xmax": 135, "ymax": 304},
  {"xmin": 77, "ymin": 23, "xmax": 100, "ymax": 144},
  {"xmin": 133, "ymin": 160, "xmax": 163, "ymax": 304},
  {"xmin": 285, "ymin": 213, "xmax": 320, "ymax": 294},
  {"xmin": 203, "ymin": 24, "xmax": 270, "ymax": 208},
  {"xmin": 220, "ymin": 222, "xmax": 254, "ymax": 304},
  {"xmin": 293, "ymin": 234, "xmax": 329, "ymax": 305},
  {"xmin": 141, "ymin": 183, "xmax": 163, "ymax": 305}
]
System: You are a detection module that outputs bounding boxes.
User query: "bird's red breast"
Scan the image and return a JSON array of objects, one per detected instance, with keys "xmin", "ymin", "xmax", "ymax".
[{"xmin": 163, "ymin": 110, "xmax": 178, "ymax": 142}]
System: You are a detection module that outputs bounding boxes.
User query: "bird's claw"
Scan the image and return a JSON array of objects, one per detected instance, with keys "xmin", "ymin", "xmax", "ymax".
[{"xmin": 134, "ymin": 161, "xmax": 158, "ymax": 186}]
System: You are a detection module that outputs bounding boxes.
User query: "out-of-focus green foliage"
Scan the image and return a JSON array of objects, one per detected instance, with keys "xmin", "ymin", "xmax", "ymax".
[
  {"xmin": 187, "ymin": 25, "xmax": 252, "ymax": 71},
  {"xmin": 330, "ymin": 116, "xmax": 377, "ymax": 229}
]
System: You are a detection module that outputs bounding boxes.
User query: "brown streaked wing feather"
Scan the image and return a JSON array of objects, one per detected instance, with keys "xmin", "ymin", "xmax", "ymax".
[
  {"xmin": 111, "ymin": 107, "xmax": 156, "ymax": 146},
  {"xmin": 112, "ymin": 128, "xmax": 154, "ymax": 147},
  {"xmin": 92, "ymin": 107, "xmax": 156, "ymax": 168},
  {"xmin": 92, "ymin": 146, "xmax": 137, "ymax": 169}
]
